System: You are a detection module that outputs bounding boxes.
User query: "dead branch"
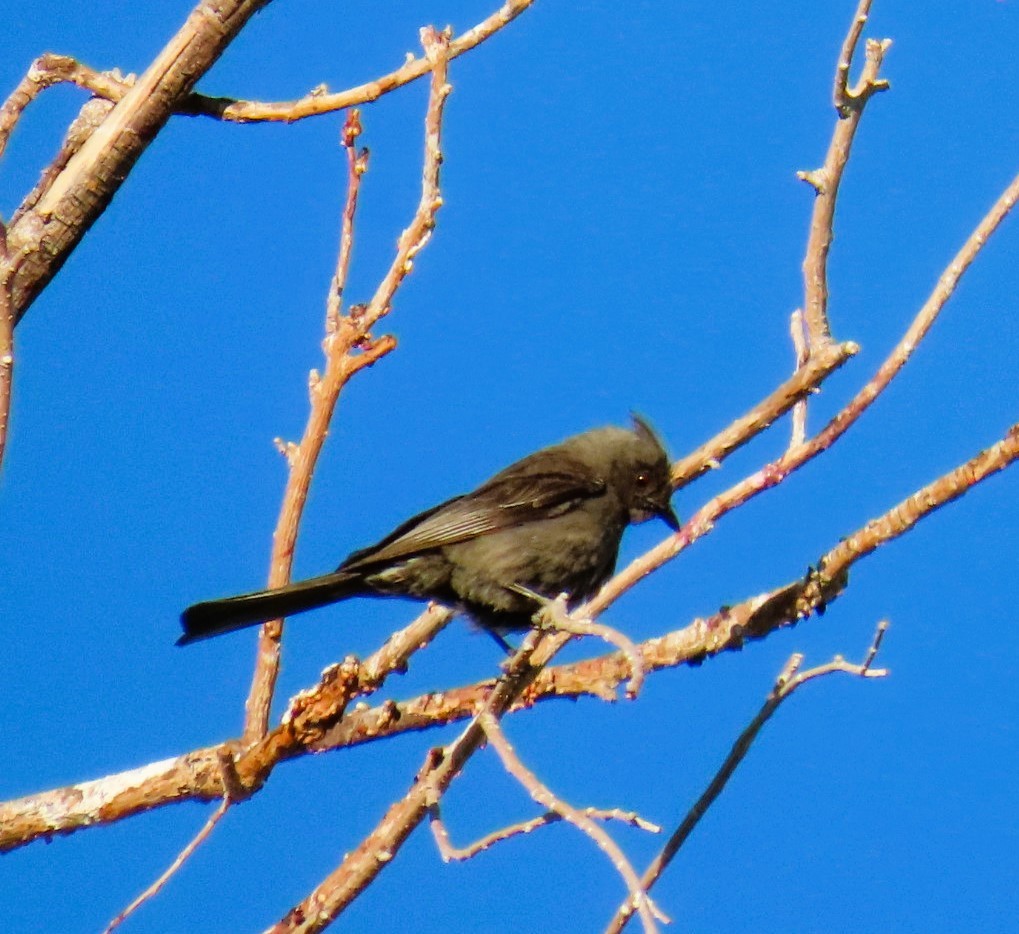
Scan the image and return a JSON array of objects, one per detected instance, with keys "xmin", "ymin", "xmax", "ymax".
[
  {"xmin": 788, "ymin": 309, "xmax": 810, "ymax": 445},
  {"xmin": 243, "ymin": 26, "xmax": 452, "ymax": 741},
  {"xmin": 268, "ymin": 629, "xmax": 550, "ymax": 932},
  {"xmin": 799, "ymin": 0, "xmax": 890, "ymax": 347},
  {"xmin": 0, "ymin": 2, "xmax": 536, "ymax": 130},
  {"xmin": 479, "ymin": 710, "xmax": 667, "ymax": 933},
  {"xmin": 668, "ymin": 339, "xmax": 857, "ymax": 489},
  {"xmin": 0, "ymin": 54, "xmax": 129, "ymax": 162},
  {"xmin": 604, "ymin": 622, "xmax": 889, "ymax": 933},
  {"xmin": 182, "ymin": 0, "xmax": 537, "ymax": 123},
  {"xmin": 1, "ymin": 0, "xmax": 273, "ymax": 323},
  {"xmin": 240, "ymin": 109, "xmax": 373, "ymax": 743},
  {"xmin": 0, "ymin": 265, "xmax": 12, "ymax": 470},
  {"xmin": 429, "ymin": 805, "xmax": 660, "ymax": 863}
]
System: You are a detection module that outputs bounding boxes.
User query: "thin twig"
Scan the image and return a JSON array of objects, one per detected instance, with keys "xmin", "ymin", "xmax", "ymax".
[
  {"xmin": 242, "ymin": 27, "xmax": 451, "ymax": 741},
  {"xmin": 430, "ymin": 804, "xmax": 659, "ymax": 862},
  {"xmin": 0, "ymin": 272, "xmax": 12, "ymax": 471},
  {"xmin": 242, "ymin": 108, "xmax": 377, "ymax": 743},
  {"xmin": 327, "ymin": 110, "xmax": 367, "ymax": 332},
  {"xmin": 789, "ymin": 309, "xmax": 809, "ymax": 447},
  {"xmin": 355, "ymin": 28, "xmax": 451, "ymax": 333},
  {"xmin": 834, "ymin": 0, "xmax": 878, "ymax": 108},
  {"xmin": 798, "ymin": 0, "xmax": 890, "ymax": 347},
  {"xmin": 182, "ymin": 0, "xmax": 535, "ymax": 123},
  {"xmin": 604, "ymin": 623, "xmax": 889, "ymax": 934},
  {"xmin": 102, "ymin": 752, "xmax": 240, "ymax": 933},
  {"xmin": 479, "ymin": 711, "xmax": 667, "ymax": 933}
]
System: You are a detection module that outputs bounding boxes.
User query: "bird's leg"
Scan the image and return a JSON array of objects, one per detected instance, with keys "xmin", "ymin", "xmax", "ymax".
[
  {"xmin": 487, "ymin": 629, "xmax": 517, "ymax": 656},
  {"xmin": 507, "ymin": 584, "xmax": 572, "ymax": 633}
]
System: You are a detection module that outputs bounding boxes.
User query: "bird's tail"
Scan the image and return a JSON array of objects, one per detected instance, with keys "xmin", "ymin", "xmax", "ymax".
[{"xmin": 177, "ymin": 571, "xmax": 361, "ymax": 646}]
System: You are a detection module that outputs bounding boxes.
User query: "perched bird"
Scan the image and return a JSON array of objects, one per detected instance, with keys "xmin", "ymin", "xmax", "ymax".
[{"xmin": 178, "ymin": 417, "xmax": 678, "ymax": 646}]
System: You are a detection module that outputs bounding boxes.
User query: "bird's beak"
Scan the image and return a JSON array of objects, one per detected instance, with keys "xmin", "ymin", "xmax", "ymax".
[
  {"xmin": 659, "ymin": 502, "xmax": 681, "ymax": 531},
  {"xmin": 633, "ymin": 492, "xmax": 680, "ymax": 530}
]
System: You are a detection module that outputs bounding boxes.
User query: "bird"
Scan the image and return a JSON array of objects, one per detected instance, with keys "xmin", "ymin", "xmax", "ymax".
[{"xmin": 178, "ymin": 416, "xmax": 678, "ymax": 646}]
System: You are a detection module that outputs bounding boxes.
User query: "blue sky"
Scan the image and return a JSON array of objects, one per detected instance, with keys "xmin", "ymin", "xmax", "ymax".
[{"xmin": 3, "ymin": 1, "xmax": 1019, "ymax": 931}]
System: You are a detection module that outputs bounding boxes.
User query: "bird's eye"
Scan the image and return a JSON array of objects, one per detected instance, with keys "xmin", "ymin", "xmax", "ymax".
[{"xmin": 634, "ymin": 470, "xmax": 651, "ymax": 488}]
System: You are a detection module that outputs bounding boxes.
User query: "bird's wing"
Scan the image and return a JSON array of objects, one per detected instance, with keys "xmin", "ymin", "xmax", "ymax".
[{"xmin": 340, "ymin": 457, "xmax": 606, "ymax": 571}]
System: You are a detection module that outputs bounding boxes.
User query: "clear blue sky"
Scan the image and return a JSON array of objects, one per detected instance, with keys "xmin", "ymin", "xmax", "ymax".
[{"xmin": 3, "ymin": 2, "xmax": 1018, "ymax": 931}]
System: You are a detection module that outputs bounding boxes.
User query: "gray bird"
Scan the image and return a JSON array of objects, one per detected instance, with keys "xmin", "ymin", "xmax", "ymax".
[{"xmin": 178, "ymin": 417, "xmax": 678, "ymax": 646}]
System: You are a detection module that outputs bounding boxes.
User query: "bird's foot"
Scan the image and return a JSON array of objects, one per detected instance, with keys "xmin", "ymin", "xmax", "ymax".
[{"xmin": 508, "ymin": 585, "xmax": 646, "ymax": 698}]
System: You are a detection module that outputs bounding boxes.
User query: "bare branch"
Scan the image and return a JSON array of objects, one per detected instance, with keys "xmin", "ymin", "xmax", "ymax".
[
  {"xmin": 798, "ymin": 0, "xmax": 891, "ymax": 347},
  {"xmin": 479, "ymin": 711, "xmax": 666, "ymax": 933},
  {"xmin": 0, "ymin": 269, "xmax": 12, "ymax": 471},
  {"xmin": 603, "ymin": 623, "xmax": 889, "ymax": 934},
  {"xmin": 268, "ymin": 628, "xmax": 549, "ymax": 932},
  {"xmin": 2, "ymin": 0, "xmax": 274, "ymax": 324},
  {"xmin": 668, "ymin": 339, "xmax": 856, "ymax": 489},
  {"xmin": 430, "ymin": 805, "xmax": 659, "ymax": 863},
  {"xmin": 179, "ymin": 0, "xmax": 537, "ymax": 124},
  {"xmin": 818, "ymin": 424, "xmax": 1019, "ymax": 580},
  {"xmin": 103, "ymin": 753, "xmax": 237, "ymax": 933},
  {"xmin": 833, "ymin": 0, "xmax": 885, "ymax": 109},
  {"xmin": 242, "ymin": 109, "xmax": 375, "ymax": 742},
  {"xmin": 0, "ymin": 2, "xmax": 536, "ymax": 133},
  {"xmin": 788, "ymin": 309, "xmax": 809, "ymax": 447},
  {"xmin": 242, "ymin": 27, "xmax": 452, "ymax": 741},
  {"xmin": 0, "ymin": 54, "xmax": 130, "ymax": 163}
]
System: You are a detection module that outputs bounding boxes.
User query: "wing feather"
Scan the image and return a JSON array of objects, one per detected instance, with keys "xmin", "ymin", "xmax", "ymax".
[{"xmin": 339, "ymin": 453, "xmax": 605, "ymax": 571}]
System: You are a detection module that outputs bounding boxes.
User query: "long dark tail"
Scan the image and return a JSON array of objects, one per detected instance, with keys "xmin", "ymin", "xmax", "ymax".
[{"xmin": 178, "ymin": 571, "xmax": 362, "ymax": 646}]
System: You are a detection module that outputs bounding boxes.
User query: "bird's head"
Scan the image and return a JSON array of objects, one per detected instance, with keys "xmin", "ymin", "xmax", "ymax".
[{"xmin": 618, "ymin": 415, "xmax": 679, "ymax": 530}]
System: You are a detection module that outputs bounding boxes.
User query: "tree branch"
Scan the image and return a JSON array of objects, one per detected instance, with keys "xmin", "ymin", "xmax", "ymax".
[
  {"xmin": 604, "ymin": 623, "xmax": 889, "ymax": 934},
  {"xmin": 241, "ymin": 26, "xmax": 452, "ymax": 742},
  {"xmin": 798, "ymin": 0, "xmax": 890, "ymax": 346},
  {"xmin": 179, "ymin": 0, "xmax": 537, "ymax": 124},
  {"xmin": 268, "ymin": 629, "xmax": 549, "ymax": 931},
  {"xmin": 240, "ymin": 110, "xmax": 372, "ymax": 743},
  {"xmin": 429, "ymin": 805, "xmax": 659, "ymax": 862},
  {"xmin": 2, "ymin": 0, "xmax": 274, "ymax": 324},
  {"xmin": 480, "ymin": 711, "xmax": 667, "ymax": 933},
  {"xmin": 0, "ymin": 263, "xmax": 12, "ymax": 471}
]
